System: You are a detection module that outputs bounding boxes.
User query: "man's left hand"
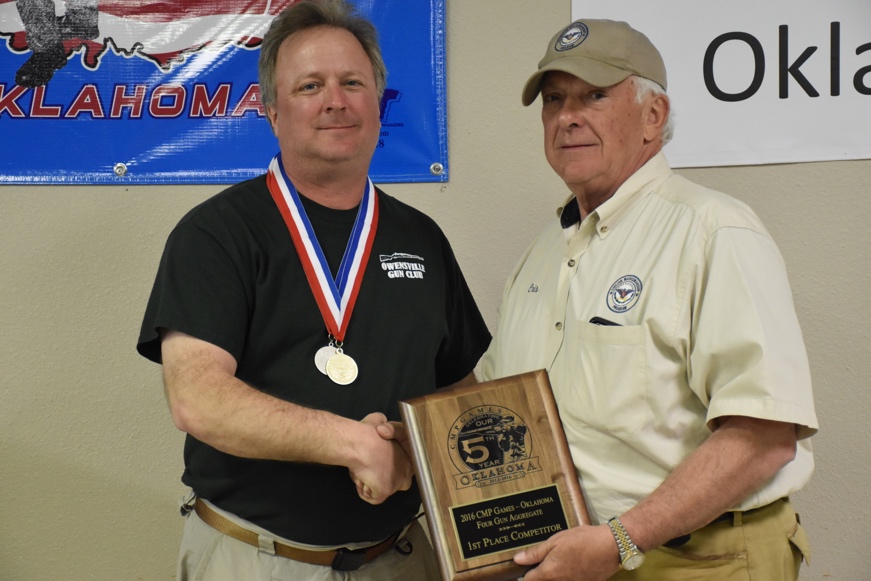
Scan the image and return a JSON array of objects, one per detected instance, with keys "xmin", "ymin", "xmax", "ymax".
[{"xmin": 513, "ymin": 524, "xmax": 621, "ymax": 581}]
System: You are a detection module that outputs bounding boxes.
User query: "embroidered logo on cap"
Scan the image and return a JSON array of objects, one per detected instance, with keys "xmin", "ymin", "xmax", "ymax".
[
  {"xmin": 607, "ymin": 275, "xmax": 642, "ymax": 313},
  {"xmin": 555, "ymin": 21, "xmax": 589, "ymax": 52}
]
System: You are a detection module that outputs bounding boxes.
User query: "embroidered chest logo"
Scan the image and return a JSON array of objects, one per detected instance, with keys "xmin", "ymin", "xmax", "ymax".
[
  {"xmin": 448, "ymin": 405, "xmax": 541, "ymax": 489},
  {"xmin": 380, "ymin": 252, "xmax": 425, "ymax": 280},
  {"xmin": 607, "ymin": 275, "xmax": 643, "ymax": 313}
]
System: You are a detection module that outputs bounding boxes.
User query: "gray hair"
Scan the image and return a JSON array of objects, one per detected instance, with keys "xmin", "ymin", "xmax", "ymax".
[
  {"xmin": 632, "ymin": 75, "xmax": 674, "ymax": 145},
  {"xmin": 258, "ymin": 0, "xmax": 387, "ymax": 108}
]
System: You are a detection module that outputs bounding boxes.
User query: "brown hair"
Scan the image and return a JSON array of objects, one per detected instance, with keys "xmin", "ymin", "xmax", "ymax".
[{"xmin": 258, "ymin": 0, "xmax": 387, "ymax": 108}]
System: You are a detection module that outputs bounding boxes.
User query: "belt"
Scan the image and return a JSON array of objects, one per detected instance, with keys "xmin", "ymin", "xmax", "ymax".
[
  {"xmin": 194, "ymin": 498, "xmax": 405, "ymax": 571},
  {"xmin": 663, "ymin": 499, "xmax": 783, "ymax": 548}
]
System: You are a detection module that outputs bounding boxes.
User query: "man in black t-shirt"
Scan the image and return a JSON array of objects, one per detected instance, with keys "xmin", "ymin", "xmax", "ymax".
[{"xmin": 136, "ymin": 1, "xmax": 490, "ymax": 579}]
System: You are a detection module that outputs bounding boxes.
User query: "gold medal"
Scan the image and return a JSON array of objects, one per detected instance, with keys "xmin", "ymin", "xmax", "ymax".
[{"xmin": 325, "ymin": 349, "xmax": 358, "ymax": 385}]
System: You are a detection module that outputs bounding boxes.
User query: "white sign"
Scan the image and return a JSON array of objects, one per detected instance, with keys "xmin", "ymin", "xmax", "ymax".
[{"xmin": 569, "ymin": 1, "xmax": 871, "ymax": 167}]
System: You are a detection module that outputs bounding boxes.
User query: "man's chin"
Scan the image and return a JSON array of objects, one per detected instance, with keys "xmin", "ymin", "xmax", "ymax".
[
  {"xmin": 549, "ymin": 161, "xmax": 602, "ymax": 185},
  {"xmin": 320, "ymin": 143, "xmax": 378, "ymax": 163}
]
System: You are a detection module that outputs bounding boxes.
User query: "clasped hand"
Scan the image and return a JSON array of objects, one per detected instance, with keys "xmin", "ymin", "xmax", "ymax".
[{"xmin": 349, "ymin": 412, "xmax": 414, "ymax": 505}]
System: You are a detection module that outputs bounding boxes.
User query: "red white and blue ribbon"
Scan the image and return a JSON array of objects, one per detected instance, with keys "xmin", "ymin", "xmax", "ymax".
[{"xmin": 266, "ymin": 154, "xmax": 379, "ymax": 342}]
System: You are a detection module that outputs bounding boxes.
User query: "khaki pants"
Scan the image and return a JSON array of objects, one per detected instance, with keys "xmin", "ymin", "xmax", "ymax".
[
  {"xmin": 612, "ymin": 498, "xmax": 810, "ymax": 580},
  {"xmin": 177, "ymin": 506, "xmax": 441, "ymax": 581}
]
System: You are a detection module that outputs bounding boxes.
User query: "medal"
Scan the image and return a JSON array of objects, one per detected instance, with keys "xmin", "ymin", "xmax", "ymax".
[
  {"xmin": 266, "ymin": 155, "xmax": 378, "ymax": 385},
  {"xmin": 314, "ymin": 344, "xmax": 336, "ymax": 375},
  {"xmin": 326, "ymin": 348, "xmax": 358, "ymax": 385}
]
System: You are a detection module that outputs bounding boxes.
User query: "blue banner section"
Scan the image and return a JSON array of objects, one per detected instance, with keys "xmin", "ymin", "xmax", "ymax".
[{"xmin": 0, "ymin": 0, "xmax": 447, "ymax": 184}]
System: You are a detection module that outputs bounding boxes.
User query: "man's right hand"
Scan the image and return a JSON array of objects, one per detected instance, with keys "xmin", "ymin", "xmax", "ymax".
[
  {"xmin": 349, "ymin": 412, "xmax": 414, "ymax": 504},
  {"xmin": 348, "ymin": 373, "xmax": 478, "ymax": 503}
]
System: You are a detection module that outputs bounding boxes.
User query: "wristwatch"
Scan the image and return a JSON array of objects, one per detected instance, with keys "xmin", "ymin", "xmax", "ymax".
[{"xmin": 606, "ymin": 517, "xmax": 645, "ymax": 570}]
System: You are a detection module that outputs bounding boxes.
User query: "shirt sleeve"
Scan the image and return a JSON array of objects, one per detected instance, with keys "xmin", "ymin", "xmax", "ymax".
[
  {"xmin": 688, "ymin": 226, "xmax": 818, "ymax": 439},
  {"xmin": 136, "ymin": 206, "xmax": 253, "ymax": 364}
]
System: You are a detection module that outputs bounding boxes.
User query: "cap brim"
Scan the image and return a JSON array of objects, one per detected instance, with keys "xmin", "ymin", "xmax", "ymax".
[{"xmin": 521, "ymin": 57, "xmax": 634, "ymax": 106}]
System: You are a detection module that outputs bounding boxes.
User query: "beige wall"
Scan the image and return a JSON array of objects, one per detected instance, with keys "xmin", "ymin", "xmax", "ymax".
[{"xmin": 1, "ymin": 1, "xmax": 868, "ymax": 579}]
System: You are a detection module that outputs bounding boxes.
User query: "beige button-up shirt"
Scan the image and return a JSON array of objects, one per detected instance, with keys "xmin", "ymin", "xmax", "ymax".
[{"xmin": 481, "ymin": 152, "xmax": 817, "ymax": 523}]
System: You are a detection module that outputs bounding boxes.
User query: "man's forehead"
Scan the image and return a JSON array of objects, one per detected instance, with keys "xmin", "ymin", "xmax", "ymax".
[{"xmin": 277, "ymin": 27, "xmax": 374, "ymax": 77}]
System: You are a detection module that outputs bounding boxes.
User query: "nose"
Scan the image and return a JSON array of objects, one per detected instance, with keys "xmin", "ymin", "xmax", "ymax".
[
  {"xmin": 557, "ymin": 98, "xmax": 585, "ymax": 129},
  {"xmin": 324, "ymin": 82, "xmax": 348, "ymax": 113}
]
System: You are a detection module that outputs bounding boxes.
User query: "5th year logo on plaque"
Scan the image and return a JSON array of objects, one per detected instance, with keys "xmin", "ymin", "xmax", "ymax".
[{"xmin": 448, "ymin": 405, "xmax": 542, "ymax": 489}]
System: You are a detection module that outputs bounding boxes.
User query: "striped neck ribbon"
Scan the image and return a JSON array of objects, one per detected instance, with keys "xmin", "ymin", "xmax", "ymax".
[{"xmin": 266, "ymin": 154, "xmax": 379, "ymax": 342}]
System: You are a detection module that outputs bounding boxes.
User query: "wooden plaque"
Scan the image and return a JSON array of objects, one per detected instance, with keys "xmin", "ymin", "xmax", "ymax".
[{"xmin": 399, "ymin": 369, "xmax": 589, "ymax": 581}]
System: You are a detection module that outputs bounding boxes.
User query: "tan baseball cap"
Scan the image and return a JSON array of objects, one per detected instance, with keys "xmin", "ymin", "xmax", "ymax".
[{"xmin": 521, "ymin": 19, "xmax": 667, "ymax": 106}]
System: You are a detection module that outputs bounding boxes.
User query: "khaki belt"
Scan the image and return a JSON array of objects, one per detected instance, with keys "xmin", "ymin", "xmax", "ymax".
[{"xmin": 194, "ymin": 498, "xmax": 405, "ymax": 571}]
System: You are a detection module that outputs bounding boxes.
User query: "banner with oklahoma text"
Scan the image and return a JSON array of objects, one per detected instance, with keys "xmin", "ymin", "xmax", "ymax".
[
  {"xmin": 571, "ymin": 0, "xmax": 871, "ymax": 167},
  {"xmin": 0, "ymin": 0, "xmax": 447, "ymax": 184}
]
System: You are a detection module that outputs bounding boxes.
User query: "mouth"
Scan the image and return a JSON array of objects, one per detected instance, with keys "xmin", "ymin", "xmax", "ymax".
[{"xmin": 559, "ymin": 143, "xmax": 596, "ymax": 151}]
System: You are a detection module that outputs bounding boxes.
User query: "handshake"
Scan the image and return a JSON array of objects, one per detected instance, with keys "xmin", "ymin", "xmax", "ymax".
[{"xmin": 348, "ymin": 412, "xmax": 415, "ymax": 505}]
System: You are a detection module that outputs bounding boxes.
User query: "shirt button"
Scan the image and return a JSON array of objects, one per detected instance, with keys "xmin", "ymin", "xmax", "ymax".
[
  {"xmin": 555, "ymin": 322, "xmax": 563, "ymax": 330},
  {"xmin": 567, "ymin": 259, "xmax": 576, "ymax": 267},
  {"xmin": 601, "ymin": 225, "xmax": 609, "ymax": 233}
]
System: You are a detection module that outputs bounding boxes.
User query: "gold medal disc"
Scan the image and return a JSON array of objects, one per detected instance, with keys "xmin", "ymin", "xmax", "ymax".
[{"xmin": 325, "ymin": 351, "xmax": 358, "ymax": 385}]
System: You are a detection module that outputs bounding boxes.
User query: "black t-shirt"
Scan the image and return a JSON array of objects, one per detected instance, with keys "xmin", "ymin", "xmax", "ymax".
[{"xmin": 137, "ymin": 175, "xmax": 491, "ymax": 544}]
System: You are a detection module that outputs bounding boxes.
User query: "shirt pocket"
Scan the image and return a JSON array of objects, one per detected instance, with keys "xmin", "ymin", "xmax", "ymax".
[{"xmin": 559, "ymin": 322, "xmax": 649, "ymax": 435}]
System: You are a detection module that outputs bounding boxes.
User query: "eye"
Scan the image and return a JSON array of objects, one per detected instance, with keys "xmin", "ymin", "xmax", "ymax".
[
  {"xmin": 590, "ymin": 91, "xmax": 607, "ymax": 101},
  {"xmin": 299, "ymin": 82, "xmax": 319, "ymax": 92},
  {"xmin": 541, "ymin": 92, "xmax": 562, "ymax": 104}
]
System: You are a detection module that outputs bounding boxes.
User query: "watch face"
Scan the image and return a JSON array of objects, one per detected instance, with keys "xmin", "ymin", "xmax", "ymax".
[{"xmin": 623, "ymin": 552, "xmax": 645, "ymax": 570}]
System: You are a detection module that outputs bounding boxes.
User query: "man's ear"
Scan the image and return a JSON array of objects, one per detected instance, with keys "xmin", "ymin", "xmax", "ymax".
[
  {"xmin": 265, "ymin": 106, "xmax": 278, "ymax": 136},
  {"xmin": 643, "ymin": 93, "xmax": 670, "ymax": 142}
]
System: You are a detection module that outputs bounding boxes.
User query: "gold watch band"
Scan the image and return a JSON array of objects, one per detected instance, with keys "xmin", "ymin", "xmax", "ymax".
[{"xmin": 607, "ymin": 517, "xmax": 645, "ymax": 570}]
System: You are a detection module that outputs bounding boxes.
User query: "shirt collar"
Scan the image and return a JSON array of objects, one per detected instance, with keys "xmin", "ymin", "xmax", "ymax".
[{"xmin": 557, "ymin": 152, "xmax": 673, "ymax": 233}]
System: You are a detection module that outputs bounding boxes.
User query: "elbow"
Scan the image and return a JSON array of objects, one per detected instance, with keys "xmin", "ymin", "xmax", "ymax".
[
  {"xmin": 774, "ymin": 434, "xmax": 798, "ymax": 468},
  {"xmin": 169, "ymin": 398, "xmax": 195, "ymax": 434},
  {"xmin": 762, "ymin": 425, "xmax": 799, "ymax": 476},
  {"xmin": 160, "ymin": 332, "xmax": 238, "ymax": 442},
  {"xmin": 165, "ymin": 382, "xmax": 205, "ymax": 437},
  {"xmin": 164, "ymin": 380, "xmax": 238, "ymax": 456}
]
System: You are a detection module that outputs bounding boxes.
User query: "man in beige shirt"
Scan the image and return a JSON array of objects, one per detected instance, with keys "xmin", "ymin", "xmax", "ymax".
[{"xmin": 480, "ymin": 18, "xmax": 817, "ymax": 580}]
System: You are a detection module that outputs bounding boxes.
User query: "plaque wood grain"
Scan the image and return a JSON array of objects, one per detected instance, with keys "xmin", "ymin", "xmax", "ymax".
[{"xmin": 400, "ymin": 370, "xmax": 589, "ymax": 581}]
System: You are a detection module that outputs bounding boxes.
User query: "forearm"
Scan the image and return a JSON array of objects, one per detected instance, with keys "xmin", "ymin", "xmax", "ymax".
[
  {"xmin": 162, "ymin": 331, "xmax": 375, "ymax": 470},
  {"xmin": 172, "ymin": 372, "xmax": 365, "ymax": 463},
  {"xmin": 618, "ymin": 416, "xmax": 798, "ymax": 551}
]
